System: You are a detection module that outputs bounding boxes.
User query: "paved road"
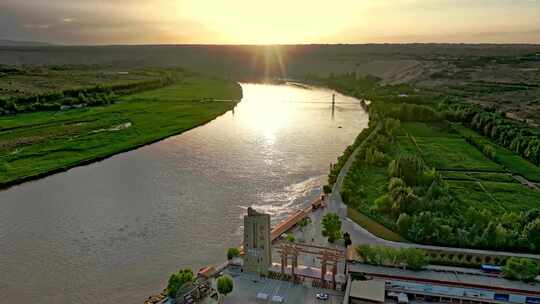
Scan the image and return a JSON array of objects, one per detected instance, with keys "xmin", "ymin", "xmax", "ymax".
[{"xmin": 321, "ymin": 125, "xmax": 540, "ymax": 260}]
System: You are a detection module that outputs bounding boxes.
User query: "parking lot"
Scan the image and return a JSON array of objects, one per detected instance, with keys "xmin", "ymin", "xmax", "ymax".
[{"xmin": 222, "ymin": 270, "xmax": 343, "ymax": 304}]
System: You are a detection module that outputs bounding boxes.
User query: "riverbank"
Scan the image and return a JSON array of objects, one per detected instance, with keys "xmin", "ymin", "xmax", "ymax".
[{"xmin": 0, "ymin": 75, "xmax": 242, "ymax": 188}]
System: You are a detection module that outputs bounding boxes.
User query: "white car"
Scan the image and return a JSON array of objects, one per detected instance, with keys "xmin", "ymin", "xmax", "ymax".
[{"xmin": 316, "ymin": 293, "xmax": 329, "ymax": 300}]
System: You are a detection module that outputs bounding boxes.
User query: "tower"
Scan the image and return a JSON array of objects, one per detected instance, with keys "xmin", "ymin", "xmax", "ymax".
[{"xmin": 243, "ymin": 207, "xmax": 271, "ymax": 275}]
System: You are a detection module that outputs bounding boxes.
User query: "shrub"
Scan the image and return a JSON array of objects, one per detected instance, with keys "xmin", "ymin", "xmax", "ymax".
[
  {"xmin": 503, "ymin": 257, "xmax": 540, "ymax": 282},
  {"xmin": 323, "ymin": 184, "xmax": 332, "ymax": 194},
  {"xmin": 167, "ymin": 269, "xmax": 194, "ymax": 298},
  {"xmin": 217, "ymin": 275, "xmax": 234, "ymax": 296},
  {"xmin": 396, "ymin": 213, "xmax": 412, "ymax": 235},
  {"xmin": 286, "ymin": 233, "xmax": 296, "ymax": 243},
  {"xmin": 227, "ymin": 247, "xmax": 240, "ymax": 260},
  {"xmin": 321, "ymin": 213, "xmax": 342, "ymax": 243}
]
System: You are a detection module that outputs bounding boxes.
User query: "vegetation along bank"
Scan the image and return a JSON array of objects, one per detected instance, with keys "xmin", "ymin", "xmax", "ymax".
[
  {"xmin": 323, "ymin": 73, "xmax": 540, "ymax": 254},
  {"xmin": 0, "ymin": 66, "xmax": 242, "ymax": 188}
]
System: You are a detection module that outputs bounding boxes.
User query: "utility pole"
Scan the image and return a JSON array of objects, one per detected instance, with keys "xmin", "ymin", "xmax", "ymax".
[{"xmin": 331, "ymin": 94, "xmax": 335, "ymax": 119}]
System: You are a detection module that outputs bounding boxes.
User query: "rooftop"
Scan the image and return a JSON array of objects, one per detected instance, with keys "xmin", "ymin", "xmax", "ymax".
[
  {"xmin": 349, "ymin": 280, "xmax": 386, "ymax": 303},
  {"xmin": 348, "ymin": 263, "xmax": 540, "ymax": 295}
]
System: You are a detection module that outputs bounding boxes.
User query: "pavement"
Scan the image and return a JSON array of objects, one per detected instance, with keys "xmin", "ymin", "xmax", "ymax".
[{"xmin": 222, "ymin": 269, "xmax": 344, "ymax": 304}]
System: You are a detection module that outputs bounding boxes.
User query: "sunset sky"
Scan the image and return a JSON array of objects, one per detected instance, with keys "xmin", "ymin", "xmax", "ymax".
[{"xmin": 1, "ymin": 0, "xmax": 540, "ymax": 45}]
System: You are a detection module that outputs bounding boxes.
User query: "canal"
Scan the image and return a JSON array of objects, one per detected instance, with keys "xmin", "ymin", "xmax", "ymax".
[{"xmin": 0, "ymin": 83, "xmax": 368, "ymax": 303}]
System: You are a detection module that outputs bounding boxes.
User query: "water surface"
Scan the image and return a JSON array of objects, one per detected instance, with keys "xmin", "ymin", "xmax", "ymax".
[{"xmin": 0, "ymin": 83, "xmax": 368, "ymax": 303}]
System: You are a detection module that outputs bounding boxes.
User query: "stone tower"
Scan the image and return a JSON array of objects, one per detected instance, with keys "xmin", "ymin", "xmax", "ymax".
[{"xmin": 243, "ymin": 207, "xmax": 272, "ymax": 275}]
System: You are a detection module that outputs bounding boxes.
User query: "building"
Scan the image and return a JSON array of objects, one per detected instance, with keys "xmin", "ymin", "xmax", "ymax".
[
  {"xmin": 243, "ymin": 207, "xmax": 271, "ymax": 275},
  {"xmin": 347, "ymin": 280, "xmax": 385, "ymax": 304},
  {"xmin": 344, "ymin": 263, "xmax": 540, "ymax": 304}
]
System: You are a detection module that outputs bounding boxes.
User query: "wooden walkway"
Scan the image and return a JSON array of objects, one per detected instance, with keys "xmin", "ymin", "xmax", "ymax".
[{"xmin": 270, "ymin": 202, "xmax": 315, "ymax": 242}]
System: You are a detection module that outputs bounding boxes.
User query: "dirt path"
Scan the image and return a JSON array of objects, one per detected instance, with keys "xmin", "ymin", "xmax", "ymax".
[{"xmin": 512, "ymin": 174, "xmax": 540, "ymax": 192}]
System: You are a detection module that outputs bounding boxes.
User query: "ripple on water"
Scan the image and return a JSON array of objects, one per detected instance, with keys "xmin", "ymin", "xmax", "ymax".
[{"xmin": 0, "ymin": 83, "xmax": 368, "ymax": 303}]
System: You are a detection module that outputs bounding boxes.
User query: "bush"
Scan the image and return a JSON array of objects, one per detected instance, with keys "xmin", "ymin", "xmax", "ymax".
[
  {"xmin": 321, "ymin": 213, "xmax": 342, "ymax": 243},
  {"xmin": 227, "ymin": 247, "xmax": 240, "ymax": 260},
  {"xmin": 355, "ymin": 245, "xmax": 428, "ymax": 270},
  {"xmin": 503, "ymin": 257, "xmax": 540, "ymax": 282},
  {"xmin": 286, "ymin": 233, "xmax": 296, "ymax": 243},
  {"xmin": 217, "ymin": 275, "xmax": 234, "ymax": 296},
  {"xmin": 167, "ymin": 269, "xmax": 194, "ymax": 298},
  {"xmin": 396, "ymin": 213, "xmax": 412, "ymax": 235},
  {"xmin": 323, "ymin": 184, "xmax": 332, "ymax": 194}
]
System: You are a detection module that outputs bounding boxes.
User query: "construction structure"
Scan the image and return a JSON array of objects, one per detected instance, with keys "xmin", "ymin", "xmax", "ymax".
[
  {"xmin": 276, "ymin": 243, "xmax": 345, "ymax": 290},
  {"xmin": 243, "ymin": 207, "xmax": 272, "ymax": 275}
]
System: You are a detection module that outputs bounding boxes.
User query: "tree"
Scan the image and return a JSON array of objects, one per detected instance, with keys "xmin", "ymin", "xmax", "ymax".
[
  {"xmin": 402, "ymin": 248, "xmax": 428, "ymax": 270},
  {"xmin": 525, "ymin": 209, "xmax": 540, "ymax": 223},
  {"xmin": 322, "ymin": 213, "xmax": 342, "ymax": 243},
  {"xmin": 503, "ymin": 257, "xmax": 540, "ymax": 282},
  {"xmin": 373, "ymin": 194, "xmax": 393, "ymax": 214},
  {"xmin": 167, "ymin": 269, "xmax": 194, "ymax": 298},
  {"xmin": 227, "ymin": 247, "xmax": 240, "ymax": 260},
  {"xmin": 217, "ymin": 275, "xmax": 234, "ymax": 296},
  {"xmin": 396, "ymin": 213, "xmax": 412, "ymax": 235},
  {"xmin": 298, "ymin": 217, "xmax": 311, "ymax": 228},
  {"xmin": 286, "ymin": 233, "xmax": 296, "ymax": 243},
  {"xmin": 388, "ymin": 155, "xmax": 426, "ymax": 186},
  {"xmin": 522, "ymin": 218, "xmax": 540, "ymax": 251},
  {"xmin": 343, "ymin": 232, "xmax": 352, "ymax": 247}
]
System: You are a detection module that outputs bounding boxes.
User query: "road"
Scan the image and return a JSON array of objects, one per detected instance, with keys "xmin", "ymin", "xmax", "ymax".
[{"xmin": 318, "ymin": 126, "xmax": 540, "ymax": 260}]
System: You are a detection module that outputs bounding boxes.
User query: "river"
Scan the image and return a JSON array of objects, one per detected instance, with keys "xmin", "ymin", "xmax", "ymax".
[{"xmin": 0, "ymin": 83, "xmax": 368, "ymax": 303}]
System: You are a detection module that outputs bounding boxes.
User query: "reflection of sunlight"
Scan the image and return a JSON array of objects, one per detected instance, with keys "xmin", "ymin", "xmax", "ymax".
[{"xmin": 238, "ymin": 84, "xmax": 299, "ymax": 145}]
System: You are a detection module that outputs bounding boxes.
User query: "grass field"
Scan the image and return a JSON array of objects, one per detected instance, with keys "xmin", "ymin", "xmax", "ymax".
[
  {"xmin": 0, "ymin": 66, "xmax": 168, "ymax": 99},
  {"xmin": 448, "ymin": 180, "xmax": 540, "ymax": 213},
  {"xmin": 453, "ymin": 123, "xmax": 540, "ymax": 182},
  {"xmin": 398, "ymin": 122, "xmax": 503, "ymax": 171},
  {"xmin": 415, "ymin": 137, "xmax": 503, "ymax": 171},
  {"xmin": 347, "ymin": 207, "xmax": 408, "ymax": 242},
  {"xmin": 0, "ymin": 75, "xmax": 242, "ymax": 187},
  {"xmin": 398, "ymin": 122, "xmax": 540, "ymax": 213},
  {"xmin": 343, "ymin": 119, "xmax": 540, "ymax": 251}
]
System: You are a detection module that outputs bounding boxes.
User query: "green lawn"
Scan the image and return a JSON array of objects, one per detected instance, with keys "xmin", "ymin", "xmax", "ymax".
[
  {"xmin": 416, "ymin": 137, "xmax": 502, "ymax": 171},
  {"xmin": 448, "ymin": 180, "xmax": 540, "ymax": 213},
  {"xmin": 396, "ymin": 135, "xmax": 419, "ymax": 156},
  {"xmin": 0, "ymin": 76, "xmax": 242, "ymax": 186},
  {"xmin": 401, "ymin": 122, "xmax": 460, "ymax": 138},
  {"xmin": 399, "ymin": 122, "xmax": 503, "ymax": 171},
  {"xmin": 453, "ymin": 124, "xmax": 540, "ymax": 182},
  {"xmin": 347, "ymin": 207, "xmax": 408, "ymax": 242},
  {"xmin": 441, "ymin": 171, "xmax": 516, "ymax": 183}
]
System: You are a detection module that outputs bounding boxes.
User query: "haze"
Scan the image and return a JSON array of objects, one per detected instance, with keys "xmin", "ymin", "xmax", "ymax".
[{"xmin": 1, "ymin": 0, "xmax": 540, "ymax": 45}]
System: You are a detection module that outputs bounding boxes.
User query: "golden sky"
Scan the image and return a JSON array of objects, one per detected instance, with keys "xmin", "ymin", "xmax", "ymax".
[{"xmin": 2, "ymin": 0, "xmax": 540, "ymax": 44}]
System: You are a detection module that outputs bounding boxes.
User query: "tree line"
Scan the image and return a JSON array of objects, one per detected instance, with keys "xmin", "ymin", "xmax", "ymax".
[
  {"xmin": 446, "ymin": 103, "xmax": 540, "ymax": 166},
  {"xmin": 0, "ymin": 73, "xmax": 175, "ymax": 115}
]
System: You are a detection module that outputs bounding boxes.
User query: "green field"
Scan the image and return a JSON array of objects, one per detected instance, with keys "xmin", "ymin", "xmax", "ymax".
[
  {"xmin": 0, "ymin": 66, "xmax": 168, "ymax": 99},
  {"xmin": 453, "ymin": 124, "xmax": 540, "ymax": 182},
  {"xmin": 347, "ymin": 207, "xmax": 407, "ymax": 242},
  {"xmin": 415, "ymin": 137, "xmax": 503, "ymax": 171},
  {"xmin": 397, "ymin": 122, "xmax": 503, "ymax": 171},
  {"xmin": 399, "ymin": 122, "xmax": 539, "ymax": 212},
  {"xmin": 341, "ymin": 118, "xmax": 540, "ymax": 252},
  {"xmin": 0, "ymin": 75, "xmax": 242, "ymax": 187}
]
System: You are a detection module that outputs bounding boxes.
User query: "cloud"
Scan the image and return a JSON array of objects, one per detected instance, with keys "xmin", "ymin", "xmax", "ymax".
[
  {"xmin": 0, "ymin": 0, "xmax": 222, "ymax": 44},
  {"xmin": 1, "ymin": 0, "xmax": 539, "ymax": 44}
]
